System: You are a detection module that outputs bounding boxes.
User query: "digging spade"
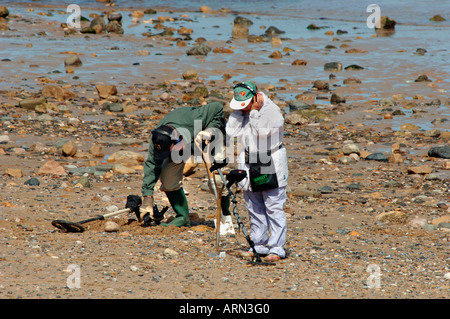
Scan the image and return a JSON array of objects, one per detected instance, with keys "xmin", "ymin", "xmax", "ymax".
[{"xmin": 195, "ymin": 138, "xmax": 222, "ymax": 251}]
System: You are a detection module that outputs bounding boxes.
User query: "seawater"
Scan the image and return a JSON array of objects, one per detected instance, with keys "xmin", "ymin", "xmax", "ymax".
[{"xmin": 1, "ymin": 0, "xmax": 449, "ymax": 131}]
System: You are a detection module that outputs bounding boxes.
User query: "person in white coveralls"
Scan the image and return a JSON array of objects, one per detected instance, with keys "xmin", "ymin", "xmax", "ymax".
[{"xmin": 225, "ymin": 81, "xmax": 288, "ymax": 261}]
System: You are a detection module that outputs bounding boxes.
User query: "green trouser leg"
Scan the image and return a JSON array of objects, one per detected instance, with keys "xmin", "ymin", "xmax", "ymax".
[
  {"xmin": 221, "ymin": 194, "xmax": 231, "ymax": 216},
  {"xmin": 162, "ymin": 188, "xmax": 190, "ymax": 227}
]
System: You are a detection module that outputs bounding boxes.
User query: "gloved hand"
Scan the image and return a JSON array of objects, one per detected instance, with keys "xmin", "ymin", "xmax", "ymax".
[
  {"xmin": 195, "ymin": 128, "xmax": 214, "ymax": 145},
  {"xmin": 138, "ymin": 196, "xmax": 154, "ymax": 221}
]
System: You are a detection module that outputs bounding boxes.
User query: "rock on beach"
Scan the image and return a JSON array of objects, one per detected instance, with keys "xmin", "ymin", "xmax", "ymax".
[
  {"xmin": 37, "ymin": 160, "xmax": 66, "ymax": 175},
  {"xmin": 107, "ymin": 151, "xmax": 145, "ymax": 167},
  {"xmin": 64, "ymin": 55, "xmax": 82, "ymax": 67},
  {"xmin": 428, "ymin": 146, "xmax": 450, "ymax": 159},
  {"xmin": 41, "ymin": 85, "xmax": 77, "ymax": 101}
]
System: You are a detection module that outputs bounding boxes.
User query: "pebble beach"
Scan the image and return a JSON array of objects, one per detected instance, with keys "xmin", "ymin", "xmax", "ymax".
[{"xmin": 0, "ymin": 0, "xmax": 449, "ymax": 302}]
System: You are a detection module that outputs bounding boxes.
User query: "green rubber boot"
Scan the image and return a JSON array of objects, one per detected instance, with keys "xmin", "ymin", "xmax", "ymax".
[
  {"xmin": 221, "ymin": 194, "xmax": 231, "ymax": 216},
  {"xmin": 162, "ymin": 188, "xmax": 190, "ymax": 227}
]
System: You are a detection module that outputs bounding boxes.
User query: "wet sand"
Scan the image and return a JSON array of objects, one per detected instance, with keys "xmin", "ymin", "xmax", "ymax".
[{"xmin": 0, "ymin": 2, "xmax": 449, "ymax": 301}]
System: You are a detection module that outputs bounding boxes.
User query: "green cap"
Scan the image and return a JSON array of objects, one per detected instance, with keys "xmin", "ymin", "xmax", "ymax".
[{"xmin": 230, "ymin": 81, "xmax": 257, "ymax": 110}]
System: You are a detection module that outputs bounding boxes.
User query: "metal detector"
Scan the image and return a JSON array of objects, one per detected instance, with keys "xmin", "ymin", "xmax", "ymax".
[
  {"xmin": 52, "ymin": 195, "xmax": 142, "ymax": 233},
  {"xmin": 51, "ymin": 195, "xmax": 168, "ymax": 233},
  {"xmin": 210, "ymin": 161, "xmax": 276, "ymax": 266}
]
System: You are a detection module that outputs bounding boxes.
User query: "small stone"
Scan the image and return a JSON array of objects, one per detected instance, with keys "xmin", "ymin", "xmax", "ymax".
[
  {"xmin": 5, "ymin": 168, "xmax": 23, "ymax": 177},
  {"xmin": 163, "ymin": 248, "xmax": 179, "ymax": 256},
  {"xmin": 265, "ymin": 26, "xmax": 285, "ymax": 36},
  {"xmin": 233, "ymin": 16, "xmax": 253, "ymax": 26},
  {"xmin": 428, "ymin": 146, "xmax": 450, "ymax": 159},
  {"xmin": 307, "ymin": 24, "xmax": 321, "ymax": 30},
  {"xmin": 89, "ymin": 144, "xmax": 104, "ymax": 158},
  {"xmin": 0, "ymin": 135, "xmax": 10, "ymax": 143},
  {"xmin": 186, "ymin": 43, "xmax": 211, "ymax": 56},
  {"xmin": 182, "ymin": 70, "xmax": 198, "ymax": 80},
  {"xmin": 414, "ymin": 74, "xmax": 431, "ymax": 82},
  {"xmin": 343, "ymin": 77, "xmax": 361, "ymax": 84},
  {"xmin": 135, "ymin": 49, "xmax": 150, "ymax": 56},
  {"xmin": 112, "ymin": 164, "xmax": 136, "ymax": 174},
  {"xmin": 37, "ymin": 160, "xmax": 67, "ymax": 175},
  {"xmin": 365, "ymin": 152, "xmax": 388, "ymax": 162},
  {"xmin": 407, "ymin": 165, "xmax": 432, "ymax": 175},
  {"xmin": 24, "ymin": 177, "xmax": 40, "ymax": 186},
  {"xmin": 344, "ymin": 183, "xmax": 361, "ymax": 191},
  {"xmin": 400, "ymin": 123, "xmax": 420, "ymax": 131},
  {"xmin": 19, "ymin": 98, "xmax": 47, "ymax": 110},
  {"xmin": 106, "ymin": 21, "xmax": 124, "ymax": 34},
  {"xmin": 312, "ymin": 80, "xmax": 329, "ymax": 90},
  {"xmin": 324, "ymin": 62, "xmax": 342, "ymax": 72},
  {"xmin": 177, "ymin": 26, "xmax": 193, "ymax": 35},
  {"xmin": 318, "ymin": 186, "xmax": 333, "ymax": 194},
  {"xmin": 345, "ymin": 64, "xmax": 364, "ymax": 71},
  {"xmin": 64, "ymin": 55, "xmax": 82, "ymax": 67},
  {"xmin": 408, "ymin": 216, "xmax": 427, "ymax": 228},
  {"xmin": 95, "ymin": 84, "xmax": 117, "ymax": 99},
  {"xmin": 105, "ymin": 103, "xmax": 123, "ymax": 112},
  {"xmin": 62, "ymin": 140, "xmax": 77, "ymax": 157},
  {"xmin": 42, "ymin": 85, "xmax": 77, "ymax": 101},
  {"xmin": 76, "ymin": 176, "xmax": 90, "ymax": 187},
  {"xmin": 108, "ymin": 11, "xmax": 122, "ymax": 22},
  {"xmin": 414, "ymin": 48, "xmax": 427, "ymax": 56},
  {"xmin": 105, "ymin": 221, "xmax": 120, "ymax": 232},
  {"xmin": 339, "ymin": 156, "xmax": 356, "ymax": 164},
  {"xmin": 199, "ymin": 5, "xmax": 212, "ymax": 13},
  {"xmin": 291, "ymin": 187, "xmax": 321, "ymax": 198},
  {"xmin": 0, "ymin": 6, "xmax": 9, "ymax": 18},
  {"xmin": 431, "ymin": 216, "xmax": 450, "ymax": 226},
  {"xmin": 291, "ymin": 59, "xmax": 307, "ymax": 66},
  {"xmin": 231, "ymin": 24, "xmax": 249, "ymax": 39},
  {"xmin": 424, "ymin": 129, "xmax": 441, "ymax": 137},
  {"xmin": 89, "ymin": 16, "xmax": 106, "ymax": 33},
  {"xmin": 331, "ymin": 93, "xmax": 346, "ymax": 104},
  {"xmin": 430, "ymin": 15, "xmax": 445, "ymax": 22},
  {"xmin": 388, "ymin": 153, "xmax": 403, "ymax": 164},
  {"xmin": 375, "ymin": 210, "xmax": 407, "ymax": 224},
  {"xmin": 342, "ymin": 143, "xmax": 360, "ymax": 155},
  {"xmin": 269, "ymin": 50, "xmax": 282, "ymax": 59},
  {"xmin": 424, "ymin": 173, "xmax": 442, "ymax": 181},
  {"xmin": 376, "ymin": 16, "xmax": 396, "ymax": 30},
  {"xmin": 437, "ymin": 223, "xmax": 450, "ymax": 230},
  {"xmin": 285, "ymin": 113, "xmax": 309, "ymax": 125},
  {"xmin": 288, "ymin": 101, "xmax": 311, "ymax": 111}
]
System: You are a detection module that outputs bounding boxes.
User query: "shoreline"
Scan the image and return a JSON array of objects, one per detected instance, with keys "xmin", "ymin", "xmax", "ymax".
[{"xmin": 0, "ymin": 2, "xmax": 449, "ymax": 300}]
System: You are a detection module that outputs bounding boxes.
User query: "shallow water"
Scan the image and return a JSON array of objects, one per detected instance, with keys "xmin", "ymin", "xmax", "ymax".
[{"xmin": 1, "ymin": 1, "xmax": 449, "ymax": 132}]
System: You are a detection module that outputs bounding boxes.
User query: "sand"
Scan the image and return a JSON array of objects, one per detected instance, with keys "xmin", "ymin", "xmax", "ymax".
[{"xmin": 0, "ymin": 2, "xmax": 449, "ymax": 303}]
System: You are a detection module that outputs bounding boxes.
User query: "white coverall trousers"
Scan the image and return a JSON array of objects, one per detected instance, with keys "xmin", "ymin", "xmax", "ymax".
[{"xmin": 243, "ymin": 186, "xmax": 287, "ymax": 258}]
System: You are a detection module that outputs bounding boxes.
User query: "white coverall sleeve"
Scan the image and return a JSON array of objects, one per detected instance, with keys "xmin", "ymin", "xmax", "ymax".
[
  {"xmin": 248, "ymin": 104, "xmax": 284, "ymax": 138},
  {"xmin": 225, "ymin": 110, "xmax": 246, "ymax": 138}
]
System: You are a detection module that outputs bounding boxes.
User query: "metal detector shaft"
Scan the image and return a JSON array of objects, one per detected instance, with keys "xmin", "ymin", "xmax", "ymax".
[
  {"xmin": 214, "ymin": 168, "xmax": 263, "ymax": 263},
  {"xmin": 76, "ymin": 208, "xmax": 131, "ymax": 224}
]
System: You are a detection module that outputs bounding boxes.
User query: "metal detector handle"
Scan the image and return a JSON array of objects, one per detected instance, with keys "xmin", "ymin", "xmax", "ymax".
[{"xmin": 102, "ymin": 208, "xmax": 131, "ymax": 219}]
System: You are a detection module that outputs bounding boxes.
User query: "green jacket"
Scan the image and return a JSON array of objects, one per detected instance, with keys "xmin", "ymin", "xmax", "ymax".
[{"xmin": 142, "ymin": 102, "xmax": 225, "ymax": 197}]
